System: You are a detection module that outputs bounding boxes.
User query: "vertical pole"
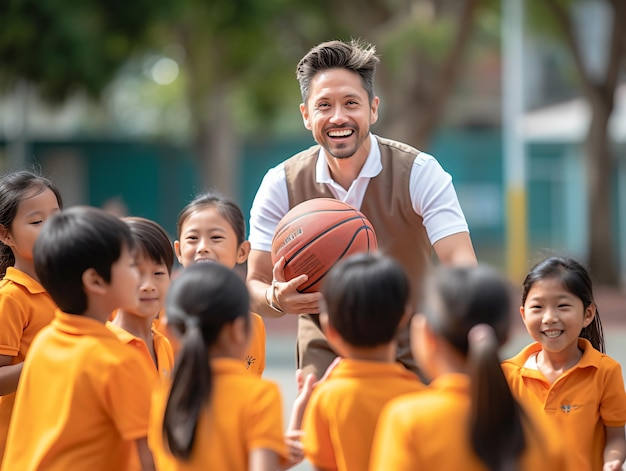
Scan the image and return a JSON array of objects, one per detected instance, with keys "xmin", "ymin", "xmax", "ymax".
[{"xmin": 502, "ymin": 0, "xmax": 528, "ymax": 282}]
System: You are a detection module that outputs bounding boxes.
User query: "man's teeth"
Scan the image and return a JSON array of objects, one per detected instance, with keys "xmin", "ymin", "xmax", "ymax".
[{"xmin": 328, "ymin": 130, "xmax": 352, "ymax": 137}]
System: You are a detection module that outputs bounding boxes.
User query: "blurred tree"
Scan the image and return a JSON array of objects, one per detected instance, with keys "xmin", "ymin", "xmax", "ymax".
[
  {"xmin": 129, "ymin": 0, "xmax": 492, "ymax": 196},
  {"xmin": 0, "ymin": 0, "xmax": 494, "ymax": 202},
  {"xmin": 533, "ymin": 0, "xmax": 626, "ymax": 285},
  {"xmin": 0, "ymin": 0, "xmax": 173, "ymax": 100}
]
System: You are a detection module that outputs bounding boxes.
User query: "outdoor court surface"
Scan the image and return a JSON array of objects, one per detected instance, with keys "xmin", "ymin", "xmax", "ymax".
[{"xmin": 263, "ymin": 287, "xmax": 626, "ymax": 471}]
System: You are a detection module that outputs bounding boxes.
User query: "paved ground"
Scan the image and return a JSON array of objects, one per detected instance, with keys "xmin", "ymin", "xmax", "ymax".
[{"xmin": 262, "ymin": 287, "xmax": 626, "ymax": 470}]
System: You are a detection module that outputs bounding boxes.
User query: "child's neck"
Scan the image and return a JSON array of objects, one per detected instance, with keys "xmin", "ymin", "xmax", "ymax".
[
  {"xmin": 342, "ymin": 343, "xmax": 395, "ymax": 363},
  {"xmin": 536, "ymin": 346, "xmax": 583, "ymax": 384},
  {"xmin": 112, "ymin": 311, "xmax": 154, "ymax": 341},
  {"xmin": 12, "ymin": 260, "xmax": 38, "ymax": 282}
]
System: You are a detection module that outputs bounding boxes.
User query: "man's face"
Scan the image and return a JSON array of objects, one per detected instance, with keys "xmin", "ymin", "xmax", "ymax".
[{"xmin": 300, "ymin": 67, "xmax": 379, "ymax": 161}]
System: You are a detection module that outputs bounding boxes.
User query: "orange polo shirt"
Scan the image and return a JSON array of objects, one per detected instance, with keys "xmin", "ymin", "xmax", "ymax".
[
  {"xmin": 0, "ymin": 311, "xmax": 156, "ymax": 471},
  {"xmin": 0, "ymin": 267, "xmax": 57, "ymax": 462},
  {"xmin": 302, "ymin": 358, "xmax": 423, "ymax": 471},
  {"xmin": 370, "ymin": 373, "xmax": 567, "ymax": 470},
  {"xmin": 502, "ymin": 338, "xmax": 626, "ymax": 470},
  {"xmin": 246, "ymin": 313, "xmax": 266, "ymax": 376},
  {"xmin": 155, "ymin": 311, "xmax": 266, "ymax": 377},
  {"xmin": 106, "ymin": 321, "xmax": 175, "ymax": 381},
  {"xmin": 149, "ymin": 357, "xmax": 287, "ymax": 470}
]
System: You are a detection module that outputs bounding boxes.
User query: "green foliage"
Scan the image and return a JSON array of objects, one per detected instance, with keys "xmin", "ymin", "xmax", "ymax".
[{"xmin": 0, "ymin": 0, "xmax": 174, "ymax": 101}]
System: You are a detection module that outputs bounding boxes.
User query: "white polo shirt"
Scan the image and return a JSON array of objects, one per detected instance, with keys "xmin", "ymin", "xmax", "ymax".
[{"xmin": 249, "ymin": 134, "xmax": 469, "ymax": 252}]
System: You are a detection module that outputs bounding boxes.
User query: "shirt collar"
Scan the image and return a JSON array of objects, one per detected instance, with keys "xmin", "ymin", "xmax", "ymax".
[
  {"xmin": 52, "ymin": 310, "xmax": 118, "ymax": 338},
  {"xmin": 325, "ymin": 357, "xmax": 420, "ymax": 381},
  {"xmin": 4, "ymin": 266, "xmax": 47, "ymax": 295},
  {"xmin": 315, "ymin": 133, "xmax": 382, "ymax": 184}
]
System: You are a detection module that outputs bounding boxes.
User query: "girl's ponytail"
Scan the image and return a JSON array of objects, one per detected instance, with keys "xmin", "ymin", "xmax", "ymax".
[
  {"xmin": 468, "ymin": 324, "xmax": 525, "ymax": 471},
  {"xmin": 163, "ymin": 321, "xmax": 212, "ymax": 459},
  {"xmin": 161, "ymin": 262, "xmax": 250, "ymax": 461}
]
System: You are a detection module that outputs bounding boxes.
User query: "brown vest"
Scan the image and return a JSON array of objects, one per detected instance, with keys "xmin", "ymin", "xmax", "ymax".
[
  {"xmin": 285, "ymin": 135, "xmax": 432, "ymax": 303},
  {"xmin": 284, "ymin": 135, "xmax": 431, "ymax": 379}
]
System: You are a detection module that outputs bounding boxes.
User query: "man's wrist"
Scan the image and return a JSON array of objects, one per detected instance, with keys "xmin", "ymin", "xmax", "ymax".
[{"xmin": 265, "ymin": 280, "xmax": 285, "ymax": 313}]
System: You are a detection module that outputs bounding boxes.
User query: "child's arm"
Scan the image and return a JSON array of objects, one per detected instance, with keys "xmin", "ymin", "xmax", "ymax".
[
  {"xmin": 603, "ymin": 425, "xmax": 626, "ymax": 471},
  {"xmin": 287, "ymin": 369, "xmax": 316, "ymax": 431},
  {"xmin": 0, "ymin": 355, "xmax": 22, "ymax": 395},
  {"xmin": 280, "ymin": 369, "xmax": 316, "ymax": 470},
  {"xmin": 136, "ymin": 437, "xmax": 156, "ymax": 471},
  {"xmin": 249, "ymin": 448, "xmax": 280, "ymax": 471}
]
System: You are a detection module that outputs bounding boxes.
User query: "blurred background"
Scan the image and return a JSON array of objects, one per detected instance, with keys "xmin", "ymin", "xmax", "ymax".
[
  {"xmin": 1, "ymin": 0, "xmax": 625, "ymax": 288},
  {"xmin": 2, "ymin": 2, "xmax": 625, "ymax": 469}
]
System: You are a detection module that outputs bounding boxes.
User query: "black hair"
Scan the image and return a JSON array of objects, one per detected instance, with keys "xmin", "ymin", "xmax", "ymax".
[
  {"xmin": 522, "ymin": 256, "xmax": 605, "ymax": 353},
  {"xmin": 124, "ymin": 217, "xmax": 175, "ymax": 275},
  {"xmin": 162, "ymin": 262, "xmax": 250, "ymax": 460},
  {"xmin": 320, "ymin": 252, "xmax": 409, "ymax": 347},
  {"xmin": 33, "ymin": 206, "xmax": 134, "ymax": 314},
  {"xmin": 0, "ymin": 170, "xmax": 63, "ymax": 277},
  {"xmin": 296, "ymin": 39, "xmax": 380, "ymax": 104},
  {"xmin": 176, "ymin": 192, "xmax": 246, "ymax": 245},
  {"xmin": 423, "ymin": 265, "xmax": 525, "ymax": 471}
]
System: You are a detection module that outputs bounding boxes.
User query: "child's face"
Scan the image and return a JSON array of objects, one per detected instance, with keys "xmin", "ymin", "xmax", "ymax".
[
  {"xmin": 175, "ymin": 207, "xmax": 248, "ymax": 269},
  {"xmin": 520, "ymin": 277, "xmax": 595, "ymax": 357},
  {"xmin": 108, "ymin": 244, "xmax": 141, "ymax": 313},
  {"xmin": 130, "ymin": 251, "xmax": 170, "ymax": 320},
  {"xmin": 1, "ymin": 187, "xmax": 60, "ymax": 264}
]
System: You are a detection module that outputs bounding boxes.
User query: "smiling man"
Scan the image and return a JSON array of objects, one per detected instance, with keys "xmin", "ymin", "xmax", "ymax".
[{"xmin": 246, "ymin": 39, "xmax": 477, "ymax": 381}]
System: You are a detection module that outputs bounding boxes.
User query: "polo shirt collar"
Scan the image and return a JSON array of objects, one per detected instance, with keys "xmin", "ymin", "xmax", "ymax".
[
  {"xmin": 429, "ymin": 373, "xmax": 471, "ymax": 393},
  {"xmin": 52, "ymin": 310, "xmax": 117, "ymax": 338},
  {"xmin": 212, "ymin": 357, "xmax": 249, "ymax": 375},
  {"xmin": 315, "ymin": 133, "xmax": 382, "ymax": 184},
  {"xmin": 510, "ymin": 338, "xmax": 600, "ymax": 378},
  {"xmin": 325, "ymin": 357, "xmax": 418, "ymax": 380},
  {"xmin": 4, "ymin": 266, "xmax": 46, "ymax": 295},
  {"xmin": 577, "ymin": 337, "xmax": 602, "ymax": 368}
]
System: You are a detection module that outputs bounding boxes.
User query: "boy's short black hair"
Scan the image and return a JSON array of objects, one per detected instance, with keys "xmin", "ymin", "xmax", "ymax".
[
  {"xmin": 124, "ymin": 217, "xmax": 174, "ymax": 274},
  {"xmin": 321, "ymin": 252, "xmax": 410, "ymax": 347},
  {"xmin": 34, "ymin": 206, "xmax": 135, "ymax": 314}
]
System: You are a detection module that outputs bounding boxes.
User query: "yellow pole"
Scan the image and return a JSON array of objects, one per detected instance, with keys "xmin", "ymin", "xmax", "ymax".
[
  {"xmin": 502, "ymin": 0, "xmax": 528, "ymax": 283},
  {"xmin": 506, "ymin": 185, "xmax": 528, "ymax": 283}
]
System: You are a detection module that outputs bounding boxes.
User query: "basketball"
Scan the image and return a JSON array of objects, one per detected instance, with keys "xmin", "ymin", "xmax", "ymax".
[{"xmin": 271, "ymin": 198, "xmax": 378, "ymax": 293}]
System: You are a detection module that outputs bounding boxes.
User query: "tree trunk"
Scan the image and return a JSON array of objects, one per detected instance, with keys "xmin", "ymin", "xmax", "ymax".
[
  {"xmin": 194, "ymin": 86, "xmax": 241, "ymax": 198},
  {"xmin": 586, "ymin": 87, "xmax": 618, "ymax": 284}
]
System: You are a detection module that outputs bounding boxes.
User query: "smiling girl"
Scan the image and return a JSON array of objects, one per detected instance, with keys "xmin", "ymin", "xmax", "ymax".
[
  {"xmin": 174, "ymin": 192, "xmax": 266, "ymax": 376},
  {"xmin": 502, "ymin": 256, "xmax": 626, "ymax": 471},
  {"xmin": 0, "ymin": 170, "xmax": 62, "ymax": 462}
]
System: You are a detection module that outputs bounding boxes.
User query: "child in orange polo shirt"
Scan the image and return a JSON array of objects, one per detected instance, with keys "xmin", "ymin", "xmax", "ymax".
[
  {"xmin": 370, "ymin": 265, "xmax": 567, "ymax": 471},
  {"xmin": 0, "ymin": 170, "xmax": 62, "ymax": 463},
  {"xmin": 301, "ymin": 253, "xmax": 424, "ymax": 471},
  {"xmin": 502, "ymin": 256, "xmax": 626, "ymax": 471},
  {"xmin": 1, "ymin": 206, "xmax": 156, "ymax": 471},
  {"xmin": 148, "ymin": 262, "xmax": 288, "ymax": 470},
  {"xmin": 173, "ymin": 192, "xmax": 266, "ymax": 376},
  {"xmin": 108, "ymin": 217, "xmax": 175, "ymax": 381},
  {"xmin": 107, "ymin": 217, "xmax": 176, "ymax": 471}
]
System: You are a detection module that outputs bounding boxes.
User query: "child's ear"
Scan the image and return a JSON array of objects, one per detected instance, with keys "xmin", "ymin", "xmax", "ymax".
[
  {"xmin": 81, "ymin": 268, "xmax": 107, "ymax": 295},
  {"xmin": 320, "ymin": 312, "xmax": 339, "ymax": 344},
  {"xmin": 583, "ymin": 303, "xmax": 597, "ymax": 328},
  {"xmin": 230, "ymin": 316, "xmax": 250, "ymax": 347},
  {"xmin": 236, "ymin": 240, "xmax": 251, "ymax": 265},
  {"xmin": 0, "ymin": 225, "xmax": 12, "ymax": 247},
  {"xmin": 519, "ymin": 305, "xmax": 526, "ymax": 321},
  {"xmin": 320, "ymin": 312, "xmax": 345, "ymax": 356},
  {"xmin": 397, "ymin": 304, "xmax": 414, "ymax": 332},
  {"xmin": 173, "ymin": 240, "xmax": 183, "ymax": 265},
  {"xmin": 411, "ymin": 314, "xmax": 438, "ymax": 353}
]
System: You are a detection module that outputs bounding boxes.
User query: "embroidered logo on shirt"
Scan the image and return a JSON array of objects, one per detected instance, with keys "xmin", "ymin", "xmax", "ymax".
[
  {"xmin": 245, "ymin": 355, "xmax": 256, "ymax": 369},
  {"xmin": 560, "ymin": 402, "xmax": 581, "ymax": 414}
]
